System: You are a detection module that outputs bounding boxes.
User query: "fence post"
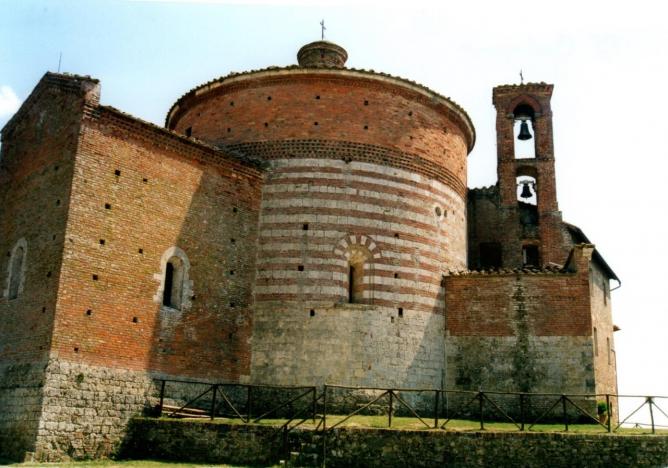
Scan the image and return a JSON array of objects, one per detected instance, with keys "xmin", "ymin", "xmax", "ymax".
[
  {"xmin": 158, "ymin": 380, "xmax": 166, "ymax": 418},
  {"xmin": 478, "ymin": 392, "xmax": 484, "ymax": 431},
  {"xmin": 562, "ymin": 395, "xmax": 568, "ymax": 432},
  {"xmin": 519, "ymin": 393, "xmax": 525, "ymax": 431},
  {"xmin": 649, "ymin": 397, "xmax": 655, "ymax": 434},
  {"xmin": 434, "ymin": 390, "xmax": 440, "ymax": 429},
  {"xmin": 323, "ymin": 385, "xmax": 328, "ymax": 432},
  {"xmin": 606, "ymin": 394, "xmax": 611, "ymax": 433},
  {"xmin": 246, "ymin": 385, "xmax": 252, "ymax": 423},
  {"xmin": 312, "ymin": 387, "xmax": 317, "ymax": 424},
  {"xmin": 210, "ymin": 384, "xmax": 218, "ymax": 420},
  {"xmin": 388, "ymin": 391, "xmax": 394, "ymax": 428}
]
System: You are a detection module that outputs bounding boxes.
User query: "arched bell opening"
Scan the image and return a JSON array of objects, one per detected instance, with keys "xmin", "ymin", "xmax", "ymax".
[
  {"xmin": 513, "ymin": 103, "xmax": 536, "ymax": 159},
  {"xmin": 516, "ymin": 175, "xmax": 537, "ymax": 206}
]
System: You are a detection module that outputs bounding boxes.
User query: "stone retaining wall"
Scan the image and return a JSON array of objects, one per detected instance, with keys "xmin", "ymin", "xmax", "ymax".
[{"xmin": 123, "ymin": 418, "xmax": 668, "ymax": 468}]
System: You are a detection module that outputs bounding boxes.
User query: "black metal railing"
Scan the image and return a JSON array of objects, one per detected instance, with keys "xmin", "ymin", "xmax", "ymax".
[{"xmin": 151, "ymin": 379, "xmax": 667, "ymax": 435}]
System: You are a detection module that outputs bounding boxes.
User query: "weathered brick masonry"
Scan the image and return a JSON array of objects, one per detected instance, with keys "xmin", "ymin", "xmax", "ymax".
[{"xmin": 0, "ymin": 40, "xmax": 620, "ymax": 460}]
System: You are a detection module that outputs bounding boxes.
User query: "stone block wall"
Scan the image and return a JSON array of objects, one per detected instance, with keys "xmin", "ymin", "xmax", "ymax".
[
  {"xmin": 251, "ymin": 303, "xmax": 444, "ymax": 392},
  {"xmin": 123, "ymin": 418, "xmax": 668, "ymax": 468}
]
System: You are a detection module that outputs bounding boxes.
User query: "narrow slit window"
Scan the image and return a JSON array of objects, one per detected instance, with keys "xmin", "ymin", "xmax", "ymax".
[{"xmin": 8, "ymin": 246, "xmax": 25, "ymax": 300}]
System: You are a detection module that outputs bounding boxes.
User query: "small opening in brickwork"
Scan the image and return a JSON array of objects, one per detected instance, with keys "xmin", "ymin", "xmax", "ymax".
[
  {"xmin": 391, "ymin": 316, "xmax": 395, "ymax": 323},
  {"xmin": 479, "ymin": 242, "xmax": 502, "ymax": 269},
  {"xmin": 228, "ymin": 333, "xmax": 234, "ymax": 339},
  {"xmin": 314, "ymin": 122, "xmax": 319, "ymax": 126},
  {"xmin": 230, "ymin": 238, "xmax": 236, "ymax": 244},
  {"xmin": 303, "ymin": 223, "xmax": 309, "ymax": 230},
  {"xmin": 394, "ymin": 273, "xmax": 399, "ymax": 279},
  {"xmin": 315, "ymin": 95, "xmax": 320, "ymax": 100},
  {"xmin": 267, "ymin": 96, "xmax": 272, "ymax": 101},
  {"xmin": 522, "ymin": 245, "xmax": 540, "ymax": 267},
  {"xmin": 104, "ymin": 203, "xmax": 111, "ymax": 210},
  {"xmin": 364, "ymin": 100, "xmax": 369, "ymax": 106},
  {"xmin": 310, "ymin": 309, "xmax": 315, "ymax": 317},
  {"xmin": 230, "ymin": 302, "xmax": 235, "ymax": 308},
  {"xmin": 99, "ymin": 239, "xmax": 105, "ymax": 245},
  {"xmin": 233, "ymin": 207, "xmax": 238, "ymax": 213},
  {"xmin": 42, "ymin": 307, "xmax": 46, "ymax": 313},
  {"xmin": 607, "ymin": 337, "xmax": 611, "ymax": 365},
  {"xmin": 114, "ymin": 169, "xmax": 121, "ymax": 176},
  {"xmin": 408, "ymin": 111, "xmax": 413, "ymax": 116},
  {"xmin": 398, "ymin": 307, "xmax": 403, "ymax": 317},
  {"xmin": 54, "ymin": 165, "xmax": 59, "ymax": 171},
  {"xmin": 92, "ymin": 274, "xmax": 98, "ymax": 281},
  {"xmin": 46, "ymin": 271, "xmax": 52, "ymax": 278},
  {"xmin": 185, "ymin": 127, "xmax": 192, "ymax": 137},
  {"xmin": 298, "ymin": 265, "xmax": 304, "ymax": 271},
  {"xmin": 52, "ymin": 234, "xmax": 56, "ymax": 240},
  {"xmin": 56, "ymin": 199, "xmax": 61, "ymax": 206},
  {"xmin": 74, "ymin": 347, "xmax": 79, "ymax": 353},
  {"xmin": 229, "ymin": 270, "xmax": 235, "ymax": 275},
  {"xmin": 230, "ymin": 101, "xmax": 234, "ymax": 106},
  {"xmin": 143, "ymin": 178, "xmax": 148, "ymax": 183},
  {"xmin": 86, "ymin": 309, "xmax": 92, "ymax": 316},
  {"xmin": 138, "ymin": 248, "xmax": 144, "ymax": 254},
  {"xmin": 132, "ymin": 317, "xmax": 139, "ymax": 323},
  {"xmin": 394, "ymin": 233, "xmax": 400, "ymax": 239},
  {"xmin": 409, "ymin": 135, "xmax": 413, "ymax": 140},
  {"xmin": 434, "ymin": 206, "xmax": 442, "ymax": 217},
  {"xmin": 364, "ymin": 125, "xmax": 368, "ymax": 130},
  {"xmin": 227, "ymin": 128, "xmax": 232, "ymax": 133},
  {"xmin": 264, "ymin": 122, "xmax": 269, "ymax": 127}
]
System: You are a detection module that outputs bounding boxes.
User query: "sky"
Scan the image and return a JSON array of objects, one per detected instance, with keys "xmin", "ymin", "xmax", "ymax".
[{"xmin": 2, "ymin": 0, "xmax": 668, "ymax": 424}]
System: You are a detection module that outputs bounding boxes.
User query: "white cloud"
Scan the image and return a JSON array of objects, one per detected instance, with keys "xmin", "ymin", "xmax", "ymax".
[{"xmin": 0, "ymin": 86, "xmax": 21, "ymax": 118}]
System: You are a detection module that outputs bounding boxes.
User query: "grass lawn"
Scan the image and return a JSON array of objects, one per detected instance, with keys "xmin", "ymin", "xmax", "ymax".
[
  {"xmin": 2, "ymin": 461, "xmax": 262, "ymax": 468},
  {"xmin": 160, "ymin": 414, "xmax": 665, "ymax": 435}
]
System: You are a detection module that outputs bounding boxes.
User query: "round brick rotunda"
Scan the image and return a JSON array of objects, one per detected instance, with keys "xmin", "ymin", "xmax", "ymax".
[{"xmin": 167, "ymin": 40, "xmax": 475, "ymax": 389}]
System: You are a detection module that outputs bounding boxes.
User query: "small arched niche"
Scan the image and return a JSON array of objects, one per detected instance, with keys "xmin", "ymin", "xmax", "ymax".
[
  {"xmin": 513, "ymin": 103, "xmax": 536, "ymax": 159},
  {"xmin": 347, "ymin": 245, "xmax": 372, "ymax": 304},
  {"xmin": 5, "ymin": 238, "xmax": 28, "ymax": 300}
]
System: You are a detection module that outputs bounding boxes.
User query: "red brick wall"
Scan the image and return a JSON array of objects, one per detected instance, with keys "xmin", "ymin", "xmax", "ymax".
[
  {"xmin": 167, "ymin": 71, "xmax": 471, "ymax": 195},
  {"xmin": 0, "ymin": 75, "xmax": 92, "ymax": 365},
  {"xmin": 50, "ymin": 106, "xmax": 263, "ymax": 380}
]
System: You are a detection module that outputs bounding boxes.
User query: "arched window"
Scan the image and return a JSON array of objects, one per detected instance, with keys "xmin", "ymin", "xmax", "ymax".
[
  {"xmin": 155, "ymin": 247, "xmax": 192, "ymax": 311},
  {"xmin": 347, "ymin": 245, "xmax": 372, "ymax": 304},
  {"xmin": 5, "ymin": 238, "xmax": 27, "ymax": 300}
]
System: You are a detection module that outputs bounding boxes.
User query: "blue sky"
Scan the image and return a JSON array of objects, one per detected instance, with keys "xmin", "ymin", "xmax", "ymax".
[{"xmin": 2, "ymin": 0, "xmax": 668, "ymax": 422}]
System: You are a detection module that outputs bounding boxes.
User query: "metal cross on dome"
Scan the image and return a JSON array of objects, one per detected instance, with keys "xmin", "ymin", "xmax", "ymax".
[{"xmin": 320, "ymin": 19, "xmax": 326, "ymax": 40}]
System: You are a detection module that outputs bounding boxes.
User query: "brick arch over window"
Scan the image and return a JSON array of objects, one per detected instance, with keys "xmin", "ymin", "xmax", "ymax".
[
  {"xmin": 4, "ymin": 238, "xmax": 28, "ymax": 300},
  {"xmin": 333, "ymin": 234, "xmax": 382, "ymax": 304},
  {"xmin": 153, "ymin": 246, "xmax": 193, "ymax": 312}
]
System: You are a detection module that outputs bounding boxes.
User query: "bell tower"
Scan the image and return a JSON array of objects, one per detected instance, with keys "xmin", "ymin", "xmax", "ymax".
[{"xmin": 492, "ymin": 83, "xmax": 565, "ymax": 267}]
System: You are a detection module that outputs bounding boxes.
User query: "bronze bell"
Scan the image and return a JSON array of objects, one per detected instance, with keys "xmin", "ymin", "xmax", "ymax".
[
  {"xmin": 520, "ymin": 182, "xmax": 533, "ymax": 199},
  {"xmin": 518, "ymin": 120, "xmax": 532, "ymax": 140}
]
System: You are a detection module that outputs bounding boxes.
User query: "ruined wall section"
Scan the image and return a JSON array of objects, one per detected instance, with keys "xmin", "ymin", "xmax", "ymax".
[
  {"xmin": 444, "ymin": 245, "xmax": 596, "ymax": 395},
  {"xmin": 0, "ymin": 73, "xmax": 97, "ymax": 461}
]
